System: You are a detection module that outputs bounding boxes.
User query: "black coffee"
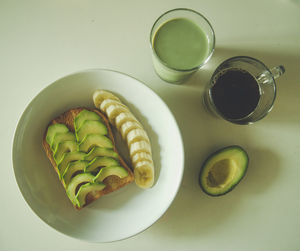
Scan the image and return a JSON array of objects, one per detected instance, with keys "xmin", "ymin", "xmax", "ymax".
[{"xmin": 211, "ymin": 68, "xmax": 260, "ymax": 120}]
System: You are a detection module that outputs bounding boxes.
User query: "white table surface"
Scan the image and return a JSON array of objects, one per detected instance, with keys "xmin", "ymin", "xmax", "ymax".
[{"xmin": 1, "ymin": 0, "xmax": 300, "ymax": 250}]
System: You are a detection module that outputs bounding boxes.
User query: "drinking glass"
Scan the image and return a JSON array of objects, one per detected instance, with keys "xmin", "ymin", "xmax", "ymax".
[{"xmin": 150, "ymin": 8, "xmax": 215, "ymax": 84}]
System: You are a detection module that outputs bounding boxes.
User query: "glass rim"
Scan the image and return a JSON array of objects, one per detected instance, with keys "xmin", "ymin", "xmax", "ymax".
[
  {"xmin": 149, "ymin": 8, "xmax": 216, "ymax": 72},
  {"xmin": 207, "ymin": 56, "xmax": 277, "ymax": 124}
]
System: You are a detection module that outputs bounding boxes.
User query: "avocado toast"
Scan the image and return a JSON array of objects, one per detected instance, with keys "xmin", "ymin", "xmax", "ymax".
[{"xmin": 43, "ymin": 108, "xmax": 134, "ymax": 209}]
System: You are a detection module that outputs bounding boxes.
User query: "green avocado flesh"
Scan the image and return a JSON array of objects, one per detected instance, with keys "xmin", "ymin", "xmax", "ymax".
[
  {"xmin": 66, "ymin": 173, "xmax": 95, "ymax": 205},
  {"xmin": 86, "ymin": 156, "xmax": 119, "ymax": 173},
  {"xmin": 74, "ymin": 110, "xmax": 102, "ymax": 131},
  {"xmin": 78, "ymin": 134, "xmax": 113, "ymax": 152},
  {"xmin": 85, "ymin": 146, "xmax": 119, "ymax": 161},
  {"xmin": 46, "ymin": 123, "xmax": 69, "ymax": 145},
  {"xmin": 76, "ymin": 182, "xmax": 106, "ymax": 208},
  {"xmin": 53, "ymin": 140, "xmax": 78, "ymax": 164},
  {"xmin": 94, "ymin": 166, "xmax": 129, "ymax": 182},
  {"xmin": 46, "ymin": 109, "xmax": 126, "ymax": 208},
  {"xmin": 57, "ymin": 151, "xmax": 86, "ymax": 179},
  {"xmin": 76, "ymin": 120, "xmax": 107, "ymax": 142},
  {"xmin": 51, "ymin": 132, "xmax": 76, "ymax": 152},
  {"xmin": 199, "ymin": 145, "xmax": 248, "ymax": 196},
  {"xmin": 63, "ymin": 160, "xmax": 89, "ymax": 186}
]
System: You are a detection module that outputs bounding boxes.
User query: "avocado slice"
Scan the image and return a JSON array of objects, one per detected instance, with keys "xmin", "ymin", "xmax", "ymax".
[
  {"xmin": 66, "ymin": 173, "xmax": 95, "ymax": 206},
  {"xmin": 78, "ymin": 134, "xmax": 113, "ymax": 152},
  {"xmin": 46, "ymin": 123, "xmax": 69, "ymax": 145},
  {"xmin": 86, "ymin": 156, "xmax": 119, "ymax": 173},
  {"xmin": 76, "ymin": 120, "xmax": 108, "ymax": 142},
  {"xmin": 57, "ymin": 151, "xmax": 86, "ymax": 179},
  {"xmin": 94, "ymin": 166, "xmax": 129, "ymax": 182},
  {"xmin": 51, "ymin": 132, "xmax": 76, "ymax": 152},
  {"xmin": 62, "ymin": 160, "xmax": 89, "ymax": 187},
  {"xmin": 76, "ymin": 182, "xmax": 106, "ymax": 208},
  {"xmin": 199, "ymin": 145, "xmax": 248, "ymax": 196},
  {"xmin": 74, "ymin": 110, "xmax": 101, "ymax": 131},
  {"xmin": 85, "ymin": 146, "xmax": 119, "ymax": 161},
  {"xmin": 53, "ymin": 140, "xmax": 78, "ymax": 164}
]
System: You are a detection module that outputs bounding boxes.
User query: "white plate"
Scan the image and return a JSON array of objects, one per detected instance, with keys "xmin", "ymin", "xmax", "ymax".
[{"xmin": 12, "ymin": 69, "xmax": 184, "ymax": 242}]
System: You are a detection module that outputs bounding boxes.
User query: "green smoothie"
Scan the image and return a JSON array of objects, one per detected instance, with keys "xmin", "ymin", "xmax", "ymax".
[{"xmin": 153, "ymin": 18, "xmax": 209, "ymax": 70}]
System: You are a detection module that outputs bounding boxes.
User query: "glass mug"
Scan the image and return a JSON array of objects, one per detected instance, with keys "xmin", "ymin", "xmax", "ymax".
[{"xmin": 203, "ymin": 56, "xmax": 285, "ymax": 124}]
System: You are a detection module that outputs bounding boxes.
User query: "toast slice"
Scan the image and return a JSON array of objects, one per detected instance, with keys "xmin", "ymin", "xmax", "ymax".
[{"xmin": 42, "ymin": 107, "xmax": 134, "ymax": 209}]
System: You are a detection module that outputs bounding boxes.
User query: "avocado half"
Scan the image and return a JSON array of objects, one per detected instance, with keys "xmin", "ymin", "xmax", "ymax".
[{"xmin": 199, "ymin": 145, "xmax": 248, "ymax": 196}]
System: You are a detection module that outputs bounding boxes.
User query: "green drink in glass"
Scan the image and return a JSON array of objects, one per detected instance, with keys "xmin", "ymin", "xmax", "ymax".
[{"xmin": 150, "ymin": 8, "xmax": 215, "ymax": 84}]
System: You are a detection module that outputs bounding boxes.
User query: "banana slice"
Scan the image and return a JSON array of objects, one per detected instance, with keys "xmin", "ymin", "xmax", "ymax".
[
  {"xmin": 132, "ymin": 152, "xmax": 153, "ymax": 168},
  {"xmin": 93, "ymin": 90, "xmax": 121, "ymax": 109},
  {"xmin": 106, "ymin": 104, "xmax": 129, "ymax": 125},
  {"xmin": 120, "ymin": 121, "xmax": 143, "ymax": 140},
  {"xmin": 100, "ymin": 99, "xmax": 128, "ymax": 113},
  {"xmin": 115, "ymin": 112, "xmax": 141, "ymax": 130},
  {"xmin": 134, "ymin": 161, "xmax": 155, "ymax": 189},
  {"xmin": 129, "ymin": 140, "xmax": 152, "ymax": 157},
  {"xmin": 92, "ymin": 89, "xmax": 155, "ymax": 189},
  {"xmin": 127, "ymin": 128, "xmax": 150, "ymax": 147}
]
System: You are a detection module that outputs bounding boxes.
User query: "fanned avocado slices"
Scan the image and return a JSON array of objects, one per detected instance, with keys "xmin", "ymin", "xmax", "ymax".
[
  {"xmin": 94, "ymin": 166, "xmax": 129, "ymax": 182},
  {"xmin": 74, "ymin": 110, "xmax": 102, "ymax": 131},
  {"xmin": 76, "ymin": 120, "xmax": 107, "ymax": 142},
  {"xmin": 66, "ymin": 173, "xmax": 95, "ymax": 206},
  {"xmin": 62, "ymin": 160, "xmax": 89, "ymax": 187},
  {"xmin": 57, "ymin": 151, "xmax": 86, "ymax": 179},
  {"xmin": 51, "ymin": 132, "xmax": 76, "ymax": 152},
  {"xmin": 76, "ymin": 182, "xmax": 106, "ymax": 208},
  {"xmin": 45, "ymin": 109, "xmax": 132, "ymax": 209},
  {"xmin": 53, "ymin": 141, "xmax": 78, "ymax": 164},
  {"xmin": 78, "ymin": 134, "xmax": 113, "ymax": 152},
  {"xmin": 46, "ymin": 124, "xmax": 69, "ymax": 145},
  {"xmin": 86, "ymin": 156, "xmax": 119, "ymax": 173},
  {"xmin": 85, "ymin": 146, "xmax": 119, "ymax": 161}
]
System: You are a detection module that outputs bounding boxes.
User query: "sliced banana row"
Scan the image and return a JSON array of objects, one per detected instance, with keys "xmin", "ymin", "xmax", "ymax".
[
  {"xmin": 93, "ymin": 90, "xmax": 154, "ymax": 189},
  {"xmin": 93, "ymin": 90, "xmax": 121, "ymax": 108}
]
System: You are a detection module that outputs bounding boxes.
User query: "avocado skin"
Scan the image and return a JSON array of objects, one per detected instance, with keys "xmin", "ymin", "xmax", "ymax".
[{"xmin": 198, "ymin": 145, "xmax": 249, "ymax": 197}]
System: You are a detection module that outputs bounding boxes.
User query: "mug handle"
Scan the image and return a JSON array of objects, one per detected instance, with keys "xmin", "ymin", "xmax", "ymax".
[
  {"xmin": 257, "ymin": 65, "xmax": 285, "ymax": 84},
  {"xmin": 270, "ymin": 65, "xmax": 285, "ymax": 79}
]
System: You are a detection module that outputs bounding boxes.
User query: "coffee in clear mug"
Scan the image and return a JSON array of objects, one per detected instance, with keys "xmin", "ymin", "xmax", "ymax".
[{"xmin": 203, "ymin": 56, "xmax": 285, "ymax": 124}]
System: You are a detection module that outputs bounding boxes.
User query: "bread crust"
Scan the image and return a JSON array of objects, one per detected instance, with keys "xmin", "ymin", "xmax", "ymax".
[{"xmin": 42, "ymin": 107, "xmax": 134, "ymax": 209}]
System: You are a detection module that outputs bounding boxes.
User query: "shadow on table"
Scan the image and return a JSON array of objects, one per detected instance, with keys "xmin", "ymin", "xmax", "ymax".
[
  {"xmin": 151, "ymin": 121, "xmax": 282, "ymax": 239},
  {"xmin": 153, "ymin": 147, "xmax": 280, "ymax": 239},
  {"xmin": 148, "ymin": 46, "xmax": 297, "ymax": 238}
]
